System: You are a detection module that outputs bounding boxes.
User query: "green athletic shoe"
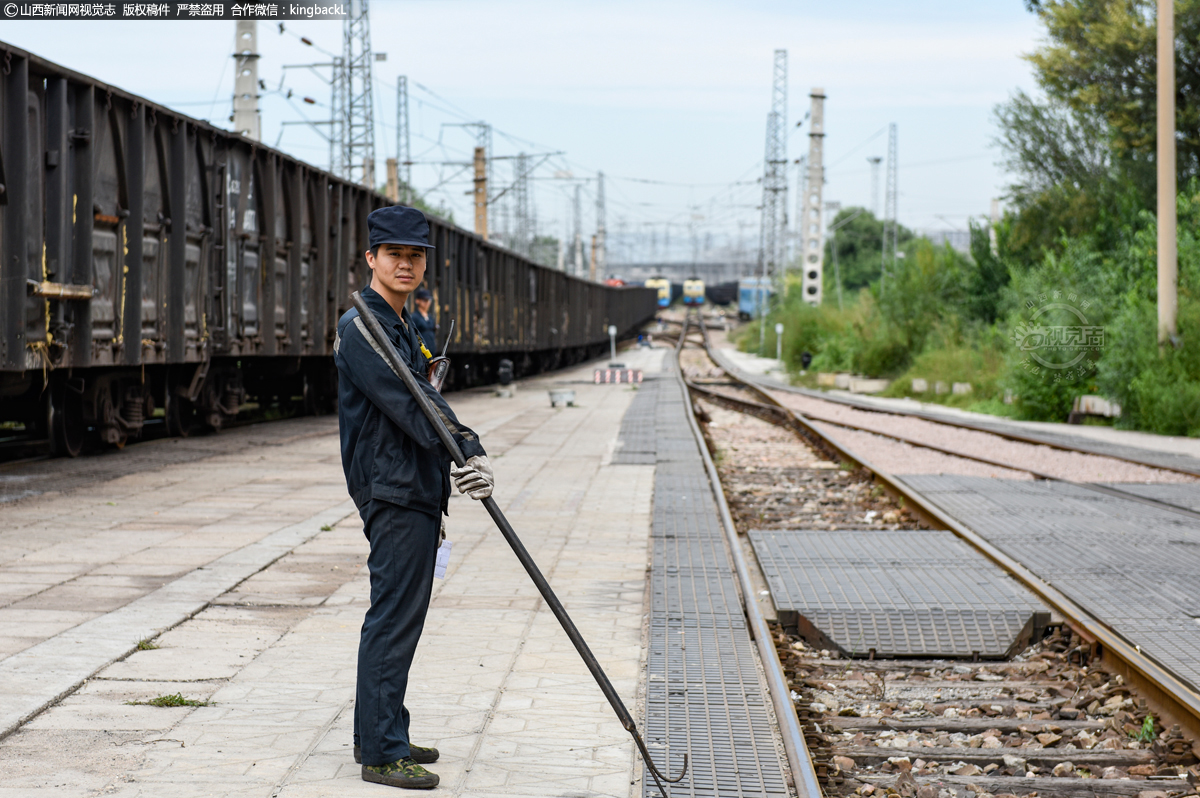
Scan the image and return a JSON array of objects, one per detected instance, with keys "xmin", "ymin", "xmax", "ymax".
[
  {"xmin": 362, "ymin": 758, "xmax": 439, "ymax": 790},
  {"xmin": 355, "ymin": 745, "xmax": 439, "ymax": 765}
]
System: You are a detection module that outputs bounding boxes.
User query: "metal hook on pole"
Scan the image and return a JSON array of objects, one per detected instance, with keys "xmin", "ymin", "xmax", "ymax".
[{"xmin": 349, "ymin": 291, "xmax": 688, "ymax": 796}]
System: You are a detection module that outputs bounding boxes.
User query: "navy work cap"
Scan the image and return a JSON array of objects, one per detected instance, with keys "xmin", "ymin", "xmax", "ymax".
[{"xmin": 368, "ymin": 206, "xmax": 434, "ymax": 250}]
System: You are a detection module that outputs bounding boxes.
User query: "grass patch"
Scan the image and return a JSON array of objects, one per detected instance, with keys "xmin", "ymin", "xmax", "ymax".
[
  {"xmin": 320, "ymin": 524, "xmax": 333, "ymax": 532},
  {"xmin": 880, "ymin": 335, "xmax": 1008, "ymax": 407},
  {"xmin": 1131, "ymin": 714, "xmax": 1156, "ymax": 743},
  {"xmin": 136, "ymin": 639, "xmax": 159, "ymax": 651},
  {"xmin": 127, "ymin": 693, "xmax": 210, "ymax": 708}
]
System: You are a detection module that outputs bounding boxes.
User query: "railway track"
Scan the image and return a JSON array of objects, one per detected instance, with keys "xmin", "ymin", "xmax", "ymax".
[{"xmin": 671, "ymin": 313, "xmax": 1200, "ymax": 798}]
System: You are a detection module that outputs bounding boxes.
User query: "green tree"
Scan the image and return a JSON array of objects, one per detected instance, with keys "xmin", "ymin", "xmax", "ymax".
[
  {"xmin": 964, "ymin": 220, "xmax": 1012, "ymax": 324},
  {"xmin": 823, "ymin": 208, "xmax": 913, "ymax": 298},
  {"xmin": 1027, "ymin": 0, "xmax": 1200, "ymax": 181}
]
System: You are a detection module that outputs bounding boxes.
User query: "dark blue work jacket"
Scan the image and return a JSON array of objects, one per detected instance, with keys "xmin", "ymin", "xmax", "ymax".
[
  {"xmin": 334, "ymin": 286, "xmax": 485, "ymax": 517},
  {"xmin": 412, "ymin": 310, "xmax": 437, "ymax": 347}
]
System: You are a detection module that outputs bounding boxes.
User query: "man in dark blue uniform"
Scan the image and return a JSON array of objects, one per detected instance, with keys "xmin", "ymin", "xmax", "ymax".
[
  {"xmin": 411, "ymin": 288, "xmax": 437, "ymax": 345},
  {"xmin": 334, "ymin": 206, "xmax": 495, "ymax": 790}
]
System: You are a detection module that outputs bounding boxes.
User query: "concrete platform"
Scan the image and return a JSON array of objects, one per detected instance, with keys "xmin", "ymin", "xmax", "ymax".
[{"xmin": 0, "ymin": 350, "xmax": 665, "ymax": 797}]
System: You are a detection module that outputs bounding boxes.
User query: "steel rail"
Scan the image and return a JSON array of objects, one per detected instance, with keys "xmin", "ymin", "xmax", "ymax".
[
  {"xmin": 693, "ymin": 325, "xmax": 1200, "ymax": 739},
  {"xmin": 674, "ymin": 312, "xmax": 824, "ymax": 798},
  {"xmin": 350, "ymin": 292, "xmax": 686, "ymax": 796},
  {"xmin": 685, "ymin": 380, "xmax": 1200, "ymax": 522},
  {"xmin": 735, "ymin": 369, "xmax": 1200, "ymax": 479}
]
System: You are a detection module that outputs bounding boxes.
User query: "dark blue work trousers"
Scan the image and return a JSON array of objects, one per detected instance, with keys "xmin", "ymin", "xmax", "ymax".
[{"xmin": 353, "ymin": 499, "xmax": 440, "ymax": 766}]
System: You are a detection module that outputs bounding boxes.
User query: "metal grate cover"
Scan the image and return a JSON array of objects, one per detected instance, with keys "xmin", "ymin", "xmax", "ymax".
[
  {"xmin": 1101, "ymin": 482, "xmax": 1200, "ymax": 513},
  {"xmin": 750, "ymin": 529, "xmax": 1047, "ymax": 658},
  {"xmin": 901, "ymin": 475, "xmax": 1200, "ymax": 691},
  {"xmin": 636, "ymin": 359, "xmax": 790, "ymax": 797}
]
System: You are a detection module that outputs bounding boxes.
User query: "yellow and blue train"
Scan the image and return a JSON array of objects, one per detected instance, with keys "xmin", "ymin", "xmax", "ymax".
[
  {"xmin": 644, "ymin": 277, "xmax": 672, "ymax": 309},
  {"xmin": 683, "ymin": 278, "xmax": 706, "ymax": 307}
]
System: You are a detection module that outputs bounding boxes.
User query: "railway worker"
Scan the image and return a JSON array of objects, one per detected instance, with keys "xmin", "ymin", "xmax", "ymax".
[
  {"xmin": 334, "ymin": 205, "xmax": 495, "ymax": 790},
  {"xmin": 411, "ymin": 288, "xmax": 437, "ymax": 346}
]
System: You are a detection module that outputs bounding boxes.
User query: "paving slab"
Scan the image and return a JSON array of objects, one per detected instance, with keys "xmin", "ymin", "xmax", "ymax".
[{"xmin": 0, "ymin": 349, "xmax": 670, "ymax": 797}]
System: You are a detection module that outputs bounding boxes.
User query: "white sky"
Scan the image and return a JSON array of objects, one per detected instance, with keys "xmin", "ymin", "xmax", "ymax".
[{"xmin": 3, "ymin": 0, "xmax": 1042, "ymax": 265}]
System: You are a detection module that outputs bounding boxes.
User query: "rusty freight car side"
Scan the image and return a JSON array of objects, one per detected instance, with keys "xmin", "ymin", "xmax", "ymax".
[{"xmin": 0, "ymin": 42, "xmax": 656, "ymax": 457}]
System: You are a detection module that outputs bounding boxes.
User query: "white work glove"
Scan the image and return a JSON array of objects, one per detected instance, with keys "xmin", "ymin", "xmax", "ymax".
[{"xmin": 451, "ymin": 455, "xmax": 494, "ymax": 500}]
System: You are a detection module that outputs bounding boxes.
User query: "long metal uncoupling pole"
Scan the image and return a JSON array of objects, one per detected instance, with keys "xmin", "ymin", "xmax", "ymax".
[{"xmin": 349, "ymin": 292, "xmax": 686, "ymax": 797}]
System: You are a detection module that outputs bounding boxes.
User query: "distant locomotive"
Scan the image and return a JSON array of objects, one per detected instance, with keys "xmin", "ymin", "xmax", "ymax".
[
  {"xmin": 644, "ymin": 277, "xmax": 672, "ymax": 309},
  {"xmin": 682, "ymin": 278, "xmax": 706, "ymax": 306},
  {"xmin": 0, "ymin": 42, "xmax": 656, "ymax": 456},
  {"xmin": 738, "ymin": 277, "xmax": 773, "ymax": 320}
]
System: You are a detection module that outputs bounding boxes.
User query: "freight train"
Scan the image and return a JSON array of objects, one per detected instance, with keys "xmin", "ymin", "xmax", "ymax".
[{"xmin": 0, "ymin": 42, "xmax": 656, "ymax": 456}]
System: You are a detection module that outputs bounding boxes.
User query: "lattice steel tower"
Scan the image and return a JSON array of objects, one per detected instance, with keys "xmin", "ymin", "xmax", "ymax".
[
  {"xmin": 881, "ymin": 123, "xmax": 898, "ymax": 291},
  {"xmin": 800, "ymin": 88, "xmax": 826, "ymax": 305},
  {"xmin": 595, "ymin": 171, "xmax": 606, "ymax": 280},
  {"xmin": 513, "ymin": 153, "xmax": 532, "ymax": 257},
  {"xmin": 396, "ymin": 76, "xmax": 411, "ymax": 203},
  {"xmin": 340, "ymin": 0, "xmax": 376, "ymax": 187},
  {"xmin": 758, "ymin": 49, "xmax": 789, "ymax": 292}
]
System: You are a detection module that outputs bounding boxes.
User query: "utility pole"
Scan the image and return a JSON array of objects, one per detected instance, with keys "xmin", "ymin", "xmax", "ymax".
[
  {"xmin": 232, "ymin": 21, "xmax": 261, "ymax": 140},
  {"xmin": 396, "ymin": 76, "xmax": 412, "ymax": 203},
  {"xmin": 341, "ymin": 0, "xmax": 376, "ymax": 187},
  {"xmin": 867, "ymin": 156, "xmax": 882, "ymax": 217},
  {"xmin": 758, "ymin": 48, "xmax": 788, "ymax": 353},
  {"xmin": 595, "ymin": 171, "xmax": 607, "ymax": 281},
  {"xmin": 880, "ymin": 123, "xmax": 898, "ymax": 293},
  {"xmin": 989, "ymin": 198, "xmax": 1001, "ymax": 256},
  {"xmin": 473, "ymin": 146, "xmax": 488, "ymax": 239},
  {"xmin": 385, "ymin": 158, "xmax": 399, "ymax": 202},
  {"xmin": 800, "ymin": 88, "xmax": 826, "ymax": 305},
  {"xmin": 1158, "ymin": 0, "xmax": 1178, "ymax": 346},
  {"xmin": 572, "ymin": 184, "xmax": 583, "ymax": 277}
]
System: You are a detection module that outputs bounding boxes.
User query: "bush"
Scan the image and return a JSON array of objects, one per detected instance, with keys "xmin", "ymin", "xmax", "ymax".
[{"xmin": 1097, "ymin": 296, "xmax": 1200, "ymax": 435}]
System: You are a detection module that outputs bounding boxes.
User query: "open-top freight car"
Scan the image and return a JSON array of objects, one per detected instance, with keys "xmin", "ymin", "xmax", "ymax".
[{"xmin": 0, "ymin": 41, "xmax": 656, "ymax": 457}]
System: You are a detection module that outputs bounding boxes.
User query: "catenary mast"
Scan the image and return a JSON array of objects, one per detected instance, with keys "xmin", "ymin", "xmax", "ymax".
[
  {"xmin": 800, "ymin": 88, "xmax": 825, "ymax": 305},
  {"xmin": 757, "ymin": 49, "xmax": 788, "ymax": 350},
  {"xmin": 341, "ymin": 0, "xmax": 376, "ymax": 187}
]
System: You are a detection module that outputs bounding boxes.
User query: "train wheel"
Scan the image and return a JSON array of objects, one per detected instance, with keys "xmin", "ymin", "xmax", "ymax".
[
  {"xmin": 166, "ymin": 393, "xmax": 195, "ymax": 438},
  {"xmin": 48, "ymin": 378, "xmax": 85, "ymax": 458}
]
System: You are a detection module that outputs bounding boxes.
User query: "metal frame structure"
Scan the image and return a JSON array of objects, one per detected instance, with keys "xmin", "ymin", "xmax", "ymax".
[
  {"xmin": 340, "ymin": 0, "xmax": 375, "ymax": 187},
  {"xmin": 395, "ymin": 75, "xmax": 411, "ymax": 203},
  {"xmin": 757, "ymin": 49, "xmax": 787, "ymax": 351}
]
